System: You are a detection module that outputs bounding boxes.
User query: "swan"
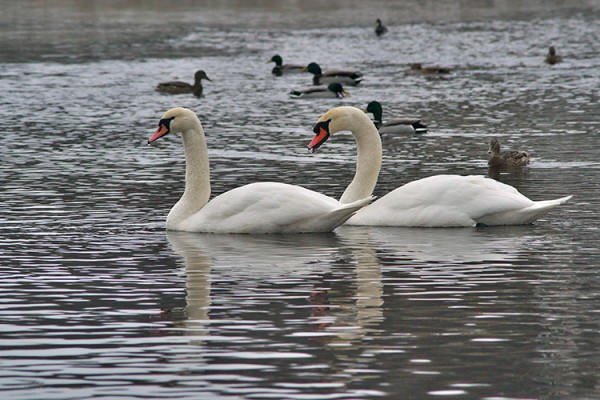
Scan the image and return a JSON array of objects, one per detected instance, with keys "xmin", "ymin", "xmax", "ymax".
[
  {"xmin": 268, "ymin": 54, "xmax": 304, "ymax": 76},
  {"xmin": 375, "ymin": 19, "xmax": 388, "ymax": 36},
  {"xmin": 303, "ymin": 62, "xmax": 363, "ymax": 86},
  {"xmin": 290, "ymin": 83, "xmax": 350, "ymax": 99},
  {"xmin": 155, "ymin": 70, "xmax": 211, "ymax": 97},
  {"xmin": 545, "ymin": 46, "xmax": 563, "ymax": 65},
  {"xmin": 307, "ymin": 106, "xmax": 572, "ymax": 227},
  {"xmin": 365, "ymin": 100, "xmax": 427, "ymax": 135},
  {"xmin": 147, "ymin": 107, "xmax": 373, "ymax": 233}
]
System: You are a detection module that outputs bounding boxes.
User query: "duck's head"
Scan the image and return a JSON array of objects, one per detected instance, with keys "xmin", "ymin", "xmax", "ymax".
[
  {"xmin": 327, "ymin": 83, "xmax": 349, "ymax": 98},
  {"xmin": 194, "ymin": 70, "xmax": 211, "ymax": 82},
  {"xmin": 268, "ymin": 54, "xmax": 283, "ymax": 66},
  {"xmin": 308, "ymin": 106, "xmax": 365, "ymax": 152},
  {"xmin": 376, "ymin": 18, "xmax": 383, "ymax": 26},
  {"xmin": 365, "ymin": 101, "xmax": 383, "ymax": 122},
  {"xmin": 488, "ymin": 138, "xmax": 501, "ymax": 154},
  {"xmin": 148, "ymin": 107, "xmax": 197, "ymax": 144},
  {"xmin": 548, "ymin": 46, "xmax": 556, "ymax": 56},
  {"xmin": 303, "ymin": 62, "xmax": 322, "ymax": 76}
]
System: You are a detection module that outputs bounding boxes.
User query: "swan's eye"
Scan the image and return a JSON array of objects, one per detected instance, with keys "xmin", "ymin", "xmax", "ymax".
[
  {"xmin": 158, "ymin": 116, "xmax": 175, "ymax": 129},
  {"xmin": 312, "ymin": 119, "xmax": 331, "ymax": 134}
]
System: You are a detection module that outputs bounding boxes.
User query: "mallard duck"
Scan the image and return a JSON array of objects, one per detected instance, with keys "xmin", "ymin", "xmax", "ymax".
[
  {"xmin": 267, "ymin": 54, "xmax": 304, "ymax": 76},
  {"xmin": 409, "ymin": 63, "xmax": 451, "ymax": 74},
  {"xmin": 545, "ymin": 46, "xmax": 563, "ymax": 65},
  {"xmin": 375, "ymin": 19, "xmax": 388, "ymax": 36},
  {"xmin": 487, "ymin": 138, "xmax": 530, "ymax": 170},
  {"xmin": 155, "ymin": 70, "xmax": 211, "ymax": 97},
  {"xmin": 290, "ymin": 83, "xmax": 350, "ymax": 99},
  {"xmin": 303, "ymin": 62, "xmax": 363, "ymax": 86},
  {"xmin": 365, "ymin": 101, "xmax": 427, "ymax": 134}
]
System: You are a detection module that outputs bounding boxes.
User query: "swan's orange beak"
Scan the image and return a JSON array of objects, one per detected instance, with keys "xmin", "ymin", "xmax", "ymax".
[
  {"xmin": 308, "ymin": 120, "xmax": 331, "ymax": 153},
  {"xmin": 148, "ymin": 124, "xmax": 169, "ymax": 144}
]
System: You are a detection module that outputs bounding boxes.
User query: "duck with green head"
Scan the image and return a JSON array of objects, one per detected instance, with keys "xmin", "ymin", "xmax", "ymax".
[
  {"xmin": 365, "ymin": 101, "xmax": 427, "ymax": 135},
  {"xmin": 290, "ymin": 83, "xmax": 350, "ymax": 99},
  {"xmin": 268, "ymin": 54, "xmax": 304, "ymax": 76},
  {"xmin": 303, "ymin": 62, "xmax": 363, "ymax": 86}
]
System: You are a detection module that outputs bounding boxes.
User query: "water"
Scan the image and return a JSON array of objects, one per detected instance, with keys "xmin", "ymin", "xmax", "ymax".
[{"xmin": 1, "ymin": 1, "xmax": 600, "ymax": 399}]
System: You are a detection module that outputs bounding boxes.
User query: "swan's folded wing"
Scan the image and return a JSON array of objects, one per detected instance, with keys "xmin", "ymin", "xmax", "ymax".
[{"xmin": 182, "ymin": 182, "xmax": 371, "ymax": 233}]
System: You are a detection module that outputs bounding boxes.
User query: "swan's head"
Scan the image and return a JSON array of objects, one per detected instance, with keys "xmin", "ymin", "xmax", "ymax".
[
  {"xmin": 308, "ymin": 106, "xmax": 367, "ymax": 152},
  {"xmin": 148, "ymin": 107, "xmax": 198, "ymax": 144}
]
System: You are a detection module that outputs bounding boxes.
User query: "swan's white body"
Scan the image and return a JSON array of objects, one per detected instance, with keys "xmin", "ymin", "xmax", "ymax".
[
  {"xmin": 149, "ymin": 107, "xmax": 372, "ymax": 234},
  {"xmin": 309, "ymin": 106, "xmax": 572, "ymax": 227}
]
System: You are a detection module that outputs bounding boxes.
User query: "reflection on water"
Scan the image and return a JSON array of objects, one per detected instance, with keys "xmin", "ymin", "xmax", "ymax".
[{"xmin": 1, "ymin": 1, "xmax": 600, "ymax": 399}]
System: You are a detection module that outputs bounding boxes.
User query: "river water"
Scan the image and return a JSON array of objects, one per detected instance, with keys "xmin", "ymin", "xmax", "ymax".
[{"xmin": 1, "ymin": 1, "xmax": 599, "ymax": 399}]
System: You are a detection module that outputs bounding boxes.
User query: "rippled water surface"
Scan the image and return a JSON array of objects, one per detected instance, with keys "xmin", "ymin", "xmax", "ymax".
[{"xmin": 1, "ymin": 1, "xmax": 600, "ymax": 399}]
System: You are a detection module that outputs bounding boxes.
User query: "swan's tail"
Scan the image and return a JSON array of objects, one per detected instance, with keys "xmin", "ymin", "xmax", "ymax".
[
  {"xmin": 521, "ymin": 195, "xmax": 573, "ymax": 223},
  {"xmin": 318, "ymin": 196, "xmax": 376, "ymax": 232},
  {"xmin": 506, "ymin": 195, "xmax": 573, "ymax": 225}
]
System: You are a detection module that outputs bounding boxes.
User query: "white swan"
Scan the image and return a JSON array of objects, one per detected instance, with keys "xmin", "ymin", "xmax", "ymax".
[
  {"xmin": 307, "ymin": 106, "xmax": 572, "ymax": 227},
  {"xmin": 148, "ymin": 107, "xmax": 373, "ymax": 233}
]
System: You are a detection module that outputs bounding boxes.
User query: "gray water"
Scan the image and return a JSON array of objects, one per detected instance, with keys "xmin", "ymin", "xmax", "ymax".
[{"xmin": 1, "ymin": 1, "xmax": 600, "ymax": 399}]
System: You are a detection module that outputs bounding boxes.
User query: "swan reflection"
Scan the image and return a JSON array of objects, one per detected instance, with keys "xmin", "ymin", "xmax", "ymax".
[
  {"xmin": 166, "ymin": 226, "xmax": 531, "ymax": 348},
  {"xmin": 166, "ymin": 231, "xmax": 384, "ymax": 346}
]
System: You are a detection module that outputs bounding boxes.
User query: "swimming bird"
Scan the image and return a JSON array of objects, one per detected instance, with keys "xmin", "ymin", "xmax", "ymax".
[
  {"xmin": 487, "ymin": 138, "xmax": 530, "ymax": 170},
  {"xmin": 365, "ymin": 100, "xmax": 427, "ymax": 134},
  {"xmin": 303, "ymin": 62, "xmax": 363, "ymax": 86},
  {"xmin": 545, "ymin": 46, "xmax": 563, "ymax": 65},
  {"xmin": 290, "ymin": 83, "xmax": 350, "ymax": 99},
  {"xmin": 375, "ymin": 19, "xmax": 388, "ymax": 36},
  {"xmin": 409, "ymin": 63, "xmax": 451, "ymax": 74},
  {"xmin": 155, "ymin": 70, "xmax": 211, "ymax": 97},
  {"xmin": 147, "ymin": 107, "xmax": 372, "ymax": 233},
  {"xmin": 268, "ymin": 54, "xmax": 304, "ymax": 76},
  {"xmin": 307, "ymin": 106, "xmax": 572, "ymax": 227}
]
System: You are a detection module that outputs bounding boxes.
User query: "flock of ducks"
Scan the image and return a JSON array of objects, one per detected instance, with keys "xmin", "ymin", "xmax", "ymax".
[{"xmin": 149, "ymin": 20, "xmax": 570, "ymax": 234}]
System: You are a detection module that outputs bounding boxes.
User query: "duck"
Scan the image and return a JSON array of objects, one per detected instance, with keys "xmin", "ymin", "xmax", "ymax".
[
  {"xmin": 303, "ymin": 62, "xmax": 363, "ymax": 86},
  {"xmin": 375, "ymin": 19, "xmax": 388, "ymax": 36},
  {"xmin": 290, "ymin": 83, "xmax": 350, "ymax": 99},
  {"xmin": 147, "ymin": 107, "xmax": 373, "ymax": 233},
  {"xmin": 365, "ymin": 100, "xmax": 427, "ymax": 134},
  {"xmin": 487, "ymin": 138, "xmax": 530, "ymax": 170},
  {"xmin": 409, "ymin": 63, "xmax": 451, "ymax": 74},
  {"xmin": 307, "ymin": 106, "xmax": 572, "ymax": 227},
  {"xmin": 155, "ymin": 70, "xmax": 211, "ymax": 97},
  {"xmin": 545, "ymin": 46, "xmax": 563, "ymax": 65},
  {"xmin": 267, "ymin": 54, "xmax": 304, "ymax": 76}
]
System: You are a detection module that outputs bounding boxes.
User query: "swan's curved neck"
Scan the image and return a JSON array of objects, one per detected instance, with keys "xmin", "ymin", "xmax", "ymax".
[
  {"xmin": 340, "ymin": 115, "xmax": 382, "ymax": 204},
  {"xmin": 167, "ymin": 119, "xmax": 211, "ymax": 228}
]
